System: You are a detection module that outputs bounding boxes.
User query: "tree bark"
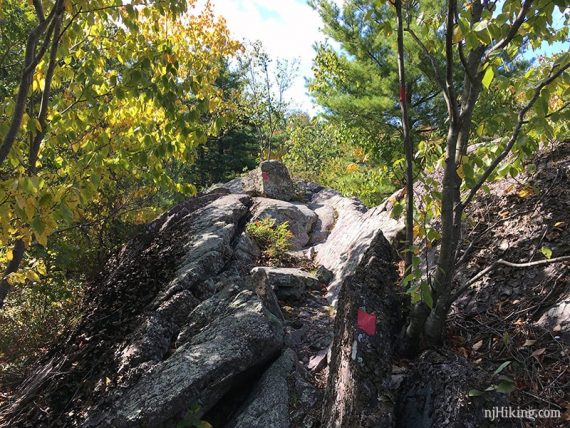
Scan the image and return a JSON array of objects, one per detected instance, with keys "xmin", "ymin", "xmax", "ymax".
[
  {"xmin": 394, "ymin": 0, "xmax": 414, "ymax": 275},
  {"xmin": 0, "ymin": 0, "xmax": 62, "ymax": 166},
  {"xmin": 0, "ymin": 240, "xmax": 25, "ymax": 309}
]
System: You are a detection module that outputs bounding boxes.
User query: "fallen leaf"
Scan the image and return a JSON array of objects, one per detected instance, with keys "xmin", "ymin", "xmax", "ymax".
[
  {"xmin": 531, "ymin": 348, "xmax": 546, "ymax": 359},
  {"xmin": 521, "ymin": 339, "xmax": 536, "ymax": 347},
  {"xmin": 517, "ymin": 185, "xmax": 536, "ymax": 198},
  {"xmin": 472, "ymin": 340, "xmax": 483, "ymax": 351},
  {"xmin": 553, "ymin": 324, "xmax": 561, "ymax": 332}
]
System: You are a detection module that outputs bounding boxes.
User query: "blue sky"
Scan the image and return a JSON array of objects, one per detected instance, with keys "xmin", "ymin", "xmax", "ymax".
[
  {"xmin": 212, "ymin": 0, "xmax": 326, "ymax": 113},
  {"xmin": 211, "ymin": 1, "xmax": 569, "ymax": 114}
]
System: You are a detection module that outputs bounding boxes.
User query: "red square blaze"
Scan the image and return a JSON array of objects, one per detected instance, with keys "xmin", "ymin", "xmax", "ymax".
[
  {"xmin": 262, "ymin": 171, "xmax": 269, "ymax": 182},
  {"xmin": 357, "ymin": 309, "xmax": 377, "ymax": 336}
]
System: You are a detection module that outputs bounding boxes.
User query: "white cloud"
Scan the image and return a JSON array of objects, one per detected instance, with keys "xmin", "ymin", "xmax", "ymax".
[{"xmin": 211, "ymin": 0, "xmax": 327, "ymax": 113}]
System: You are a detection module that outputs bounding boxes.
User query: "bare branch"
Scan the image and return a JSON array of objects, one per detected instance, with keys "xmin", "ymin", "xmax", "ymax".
[
  {"xmin": 460, "ymin": 61, "xmax": 570, "ymax": 211},
  {"xmin": 406, "ymin": 29, "xmax": 447, "ymax": 93},
  {"xmin": 32, "ymin": 0, "xmax": 45, "ymax": 22},
  {"xmin": 452, "ymin": 255, "xmax": 570, "ymax": 302}
]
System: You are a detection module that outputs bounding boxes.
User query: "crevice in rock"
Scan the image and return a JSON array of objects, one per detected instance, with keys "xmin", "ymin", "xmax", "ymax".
[{"xmin": 201, "ymin": 354, "xmax": 280, "ymax": 427}]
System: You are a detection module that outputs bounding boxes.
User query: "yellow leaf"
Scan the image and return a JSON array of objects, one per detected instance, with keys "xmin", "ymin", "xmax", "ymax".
[
  {"xmin": 35, "ymin": 231, "xmax": 48, "ymax": 247},
  {"xmin": 15, "ymin": 194, "xmax": 26, "ymax": 210},
  {"xmin": 346, "ymin": 163, "xmax": 359, "ymax": 173},
  {"xmin": 413, "ymin": 224, "xmax": 422, "ymax": 239},
  {"xmin": 6, "ymin": 248, "xmax": 13, "ymax": 262},
  {"xmin": 25, "ymin": 198, "xmax": 35, "ymax": 220},
  {"xmin": 26, "ymin": 270, "xmax": 40, "ymax": 282},
  {"xmin": 36, "ymin": 260, "xmax": 47, "ymax": 275},
  {"xmin": 517, "ymin": 185, "xmax": 535, "ymax": 198},
  {"xmin": 6, "ymin": 272, "xmax": 26, "ymax": 286},
  {"xmin": 456, "ymin": 164, "xmax": 464, "ymax": 179}
]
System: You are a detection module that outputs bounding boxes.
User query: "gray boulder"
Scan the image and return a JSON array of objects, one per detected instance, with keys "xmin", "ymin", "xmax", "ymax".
[
  {"xmin": 86, "ymin": 290, "xmax": 284, "ymax": 427},
  {"xmin": 251, "ymin": 197, "xmax": 317, "ymax": 250},
  {"xmin": 242, "ymin": 160, "xmax": 297, "ymax": 201},
  {"xmin": 310, "ymin": 188, "xmax": 405, "ymax": 304},
  {"xmin": 251, "ymin": 267, "xmax": 320, "ymax": 301},
  {"xmin": 206, "ymin": 161, "xmax": 296, "ymax": 202}
]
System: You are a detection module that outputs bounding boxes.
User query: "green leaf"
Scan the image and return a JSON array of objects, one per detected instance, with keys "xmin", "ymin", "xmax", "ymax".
[
  {"xmin": 540, "ymin": 246, "xmax": 553, "ymax": 259},
  {"xmin": 420, "ymin": 282, "xmax": 433, "ymax": 309},
  {"xmin": 494, "ymin": 361, "xmax": 511, "ymax": 375},
  {"xmin": 468, "ymin": 389, "xmax": 485, "ymax": 397},
  {"xmin": 494, "ymin": 380, "xmax": 516, "ymax": 394},
  {"xmin": 482, "ymin": 67, "xmax": 494, "ymax": 89},
  {"xmin": 391, "ymin": 202, "xmax": 404, "ymax": 220},
  {"xmin": 473, "ymin": 20, "xmax": 489, "ymax": 32}
]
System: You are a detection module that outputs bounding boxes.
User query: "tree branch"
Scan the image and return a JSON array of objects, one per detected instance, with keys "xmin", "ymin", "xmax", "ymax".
[
  {"xmin": 482, "ymin": 0, "xmax": 534, "ymax": 64},
  {"xmin": 0, "ymin": 0, "xmax": 63, "ymax": 167},
  {"xmin": 406, "ymin": 28, "xmax": 447, "ymax": 94},
  {"xmin": 29, "ymin": 10, "xmax": 64, "ymax": 174},
  {"xmin": 32, "ymin": 0, "xmax": 46, "ymax": 22},
  {"xmin": 445, "ymin": 0, "xmax": 459, "ymax": 120},
  {"xmin": 460, "ymin": 61, "xmax": 570, "ymax": 211},
  {"xmin": 452, "ymin": 255, "xmax": 570, "ymax": 302}
]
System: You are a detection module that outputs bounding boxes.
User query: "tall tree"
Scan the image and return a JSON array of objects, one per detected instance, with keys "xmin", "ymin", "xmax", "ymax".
[
  {"xmin": 312, "ymin": 0, "xmax": 569, "ymax": 349},
  {"xmin": 239, "ymin": 41, "xmax": 299, "ymax": 159},
  {"xmin": 0, "ymin": 0, "xmax": 241, "ymax": 308}
]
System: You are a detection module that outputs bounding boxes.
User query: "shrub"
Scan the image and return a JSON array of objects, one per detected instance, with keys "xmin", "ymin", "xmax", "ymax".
[{"xmin": 246, "ymin": 218, "xmax": 292, "ymax": 261}]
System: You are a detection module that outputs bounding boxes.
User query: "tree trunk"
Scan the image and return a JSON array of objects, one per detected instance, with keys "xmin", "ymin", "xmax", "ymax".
[
  {"xmin": 0, "ymin": 240, "xmax": 25, "ymax": 309},
  {"xmin": 394, "ymin": 0, "xmax": 414, "ymax": 275}
]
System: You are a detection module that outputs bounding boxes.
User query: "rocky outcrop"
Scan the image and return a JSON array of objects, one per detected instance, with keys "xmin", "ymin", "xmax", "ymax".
[
  {"xmin": 86, "ymin": 290, "xmax": 283, "ymax": 427},
  {"xmin": 310, "ymin": 188, "xmax": 405, "ymax": 304},
  {"xmin": 321, "ymin": 231, "xmax": 401, "ymax": 427},
  {"xmin": 1, "ymin": 161, "xmax": 406, "ymax": 428}
]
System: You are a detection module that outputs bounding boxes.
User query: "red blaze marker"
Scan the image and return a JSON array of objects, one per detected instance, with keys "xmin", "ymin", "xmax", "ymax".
[
  {"xmin": 357, "ymin": 309, "xmax": 377, "ymax": 336},
  {"xmin": 399, "ymin": 86, "xmax": 406, "ymax": 103},
  {"xmin": 262, "ymin": 171, "xmax": 269, "ymax": 182}
]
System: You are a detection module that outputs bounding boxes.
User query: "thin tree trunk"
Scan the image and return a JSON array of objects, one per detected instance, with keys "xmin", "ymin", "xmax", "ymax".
[
  {"xmin": 395, "ymin": 0, "xmax": 414, "ymax": 275},
  {"xmin": 0, "ymin": 2, "xmax": 61, "ymax": 166},
  {"xmin": 0, "ymin": 5, "xmax": 64, "ymax": 310},
  {"xmin": 0, "ymin": 240, "xmax": 25, "ymax": 309}
]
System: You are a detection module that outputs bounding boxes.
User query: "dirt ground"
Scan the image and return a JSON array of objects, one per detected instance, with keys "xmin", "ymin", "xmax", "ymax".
[{"xmin": 448, "ymin": 141, "xmax": 570, "ymax": 427}]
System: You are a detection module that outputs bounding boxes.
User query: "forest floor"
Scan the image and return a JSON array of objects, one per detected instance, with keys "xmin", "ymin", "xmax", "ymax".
[{"xmin": 447, "ymin": 141, "xmax": 570, "ymax": 426}]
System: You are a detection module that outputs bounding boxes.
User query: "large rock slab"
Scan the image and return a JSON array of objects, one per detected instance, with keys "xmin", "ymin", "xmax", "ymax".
[
  {"xmin": 321, "ymin": 232, "xmax": 401, "ymax": 428},
  {"xmin": 251, "ymin": 267, "xmax": 319, "ymax": 301},
  {"xmin": 311, "ymin": 188, "xmax": 405, "ymax": 304},
  {"xmin": 85, "ymin": 290, "xmax": 284, "ymax": 427},
  {"xmin": 1, "ymin": 193, "xmax": 285, "ymax": 427},
  {"xmin": 251, "ymin": 197, "xmax": 317, "ymax": 250},
  {"xmin": 227, "ymin": 349, "xmax": 296, "ymax": 428}
]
